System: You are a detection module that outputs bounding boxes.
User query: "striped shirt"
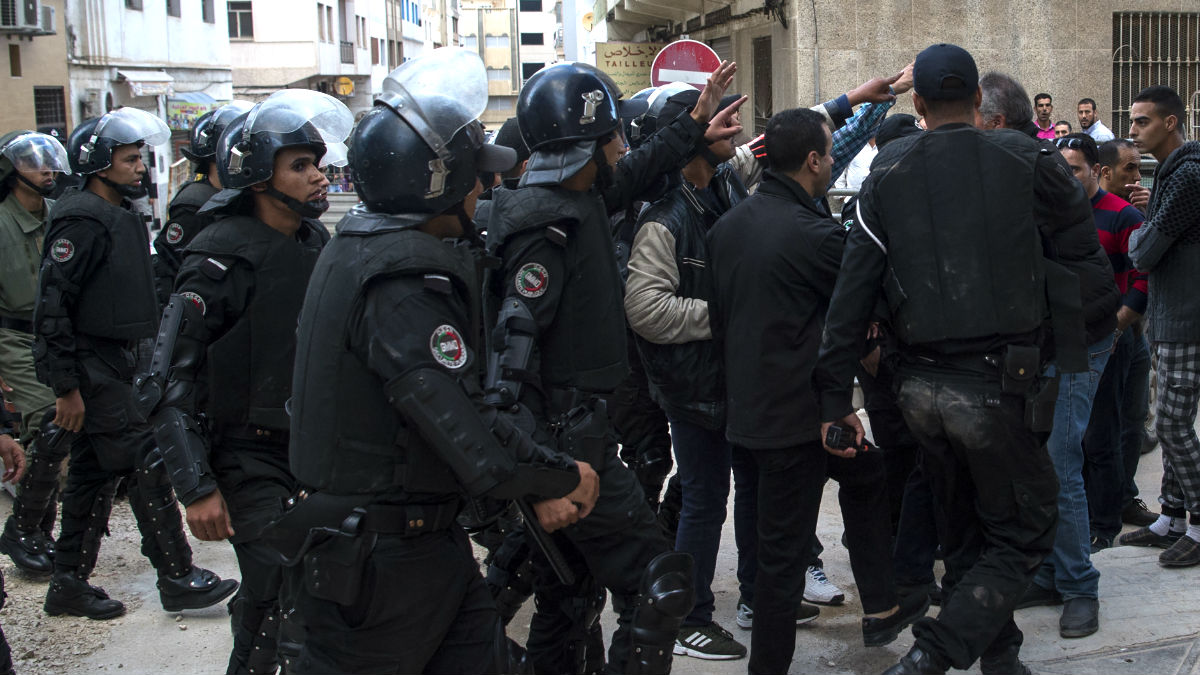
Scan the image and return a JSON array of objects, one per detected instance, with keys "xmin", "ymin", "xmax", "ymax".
[{"xmin": 1092, "ymin": 188, "xmax": 1148, "ymax": 314}]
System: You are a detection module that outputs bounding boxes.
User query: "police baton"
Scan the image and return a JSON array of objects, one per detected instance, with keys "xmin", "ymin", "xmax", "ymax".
[{"xmin": 514, "ymin": 499, "xmax": 576, "ymax": 586}]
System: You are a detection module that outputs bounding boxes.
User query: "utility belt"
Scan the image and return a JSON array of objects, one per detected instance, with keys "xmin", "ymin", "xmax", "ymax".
[
  {"xmin": 901, "ymin": 344, "xmax": 1058, "ymax": 434},
  {"xmin": 0, "ymin": 316, "xmax": 33, "ymax": 334},
  {"xmin": 261, "ymin": 490, "xmax": 459, "ymax": 606},
  {"xmin": 545, "ymin": 386, "xmax": 614, "ymax": 467}
]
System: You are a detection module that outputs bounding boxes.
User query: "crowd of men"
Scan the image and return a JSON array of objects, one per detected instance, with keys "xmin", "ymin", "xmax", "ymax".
[{"xmin": 0, "ymin": 39, "xmax": 1195, "ymax": 675}]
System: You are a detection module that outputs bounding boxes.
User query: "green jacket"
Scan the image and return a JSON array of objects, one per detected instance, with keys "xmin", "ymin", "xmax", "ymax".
[{"xmin": 0, "ymin": 192, "xmax": 51, "ymax": 318}]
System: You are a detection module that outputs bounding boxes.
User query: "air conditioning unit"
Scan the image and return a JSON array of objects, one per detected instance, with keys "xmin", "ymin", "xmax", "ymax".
[
  {"xmin": 0, "ymin": 0, "xmax": 40, "ymax": 31},
  {"xmin": 39, "ymin": 4, "xmax": 54, "ymax": 34},
  {"xmin": 19, "ymin": 0, "xmax": 38, "ymax": 29}
]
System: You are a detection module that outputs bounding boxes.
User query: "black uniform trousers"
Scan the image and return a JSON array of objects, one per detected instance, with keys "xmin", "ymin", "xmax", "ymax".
[
  {"xmin": 56, "ymin": 348, "xmax": 189, "ymax": 578},
  {"xmin": 745, "ymin": 441, "xmax": 896, "ymax": 675},
  {"xmin": 283, "ymin": 526, "xmax": 502, "ymax": 675},
  {"xmin": 525, "ymin": 446, "xmax": 670, "ymax": 675},
  {"xmin": 211, "ymin": 434, "xmax": 294, "ymax": 675},
  {"xmin": 894, "ymin": 370, "xmax": 1058, "ymax": 671}
]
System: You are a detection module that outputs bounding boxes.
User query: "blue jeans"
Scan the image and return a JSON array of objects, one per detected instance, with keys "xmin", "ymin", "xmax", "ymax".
[
  {"xmin": 1034, "ymin": 333, "xmax": 1115, "ymax": 599},
  {"xmin": 1084, "ymin": 328, "xmax": 1151, "ymax": 540},
  {"xmin": 668, "ymin": 417, "xmax": 758, "ymax": 626}
]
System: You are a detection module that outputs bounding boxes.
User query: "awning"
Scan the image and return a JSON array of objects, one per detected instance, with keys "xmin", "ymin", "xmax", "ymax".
[
  {"xmin": 117, "ymin": 70, "xmax": 175, "ymax": 97},
  {"xmin": 170, "ymin": 91, "xmax": 216, "ymax": 105}
]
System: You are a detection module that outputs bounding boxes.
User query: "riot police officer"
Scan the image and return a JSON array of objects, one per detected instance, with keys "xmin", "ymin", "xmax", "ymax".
[
  {"xmin": 33, "ymin": 108, "xmax": 237, "ymax": 619},
  {"xmin": 483, "ymin": 60, "xmax": 742, "ymax": 674},
  {"xmin": 151, "ymin": 101, "xmax": 252, "ymax": 308},
  {"xmin": 137, "ymin": 89, "xmax": 351, "ymax": 674},
  {"xmin": 0, "ymin": 131, "xmax": 71, "ymax": 574},
  {"xmin": 0, "ymin": 403, "xmax": 25, "ymax": 675},
  {"xmin": 279, "ymin": 47, "xmax": 597, "ymax": 674}
]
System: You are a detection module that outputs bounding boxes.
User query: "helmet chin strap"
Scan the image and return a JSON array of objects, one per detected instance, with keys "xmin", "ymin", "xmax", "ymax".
[
  {"xmin": 15, "ymin": 173, "xmax": 55, "ymax": 197},
  {"xmin": 263, "ymin": 184, "xmax": 328, "ymax": 219},
  {"xmin": 97, "ymin": 175, "xmax": 147, "ymax": 199}
]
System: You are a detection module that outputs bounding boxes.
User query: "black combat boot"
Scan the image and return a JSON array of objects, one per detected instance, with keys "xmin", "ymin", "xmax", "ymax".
[
  {"xmin": 979, "ymin": 644, "xmax": 1032, "ymax": 675},
  {"xmin": 882, "ymin": 647, "xmax": 946, "ymax": 675},
  {"xmin": 44, "ymin": 572, "xmax": 126, "ymax": 620},
  {"xmin": 157, "ymin": 565, "xmax": 239, "ymax": 612},
  {"xmin": 0, "ymin": 518, "xmax": 53, "ymax": 574}
]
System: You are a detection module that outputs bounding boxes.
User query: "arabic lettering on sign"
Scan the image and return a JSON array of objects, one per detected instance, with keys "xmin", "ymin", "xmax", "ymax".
[{"xmin": 596, "ymin": 41, "xmax": 667, "ymax": 94}]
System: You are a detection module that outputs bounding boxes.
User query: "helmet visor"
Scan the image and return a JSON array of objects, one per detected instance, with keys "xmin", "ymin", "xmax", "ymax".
[
  {"xmin": 209, "ymin": 100, "xmax": 255, "ymax": 130},
  {"xmin": 247, "ymin": 89, "xmax": 354, "ymax": 147},
  {"xmin": 94, "ymin": 107, "xmax": 172, "ymax": 146},
  {"xmin": 382, "ymin": 47, "xmax": 488, "ymax": 142},
  {"xmin": 2, "ymin": 132, "xmax": 71, "ymax": 173}
]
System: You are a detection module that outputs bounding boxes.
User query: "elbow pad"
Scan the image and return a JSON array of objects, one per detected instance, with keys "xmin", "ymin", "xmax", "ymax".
[
  {"xmin": 389, "ymin": 367, "xmax": 579, "ymax": 501},
  {"xmin": 485, "ymin": 298, "xmax": 538, "ymax": 409}
]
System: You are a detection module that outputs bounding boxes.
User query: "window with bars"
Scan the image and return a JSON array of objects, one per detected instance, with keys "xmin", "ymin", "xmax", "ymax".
[
  {"xmin": 1112, "ymin": 12, "xmax": 1200, "ymax": 140},
  {"xmin": 228, "ymin": 1, "xmax": 253, "ymax": 39},
  {"xmin": 34, "ymin": 87, "xmax": 66, "ymax": 136}
]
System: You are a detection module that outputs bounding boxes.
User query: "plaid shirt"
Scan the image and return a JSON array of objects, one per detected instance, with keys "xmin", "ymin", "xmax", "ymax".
[{"xmin": 828, "ymin": 100, "xmax": 893, "ymax": 190}]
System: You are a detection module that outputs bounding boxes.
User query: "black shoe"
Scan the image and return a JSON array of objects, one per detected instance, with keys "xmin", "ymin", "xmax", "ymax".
[
  {"xmin": 1060, "ymin": 597, "xmax": 1099, "ymax": 638},
  {"xmin": 157, "ymin": 566, "xmax": 239, "ymax": 612},
  {"xmin": 44, "ymin": 573, "xmax": 126, "ymax": 620},
  {"xmin": 1090, "ymin": 534, "xmax": 1112, "ymax": 554},
  {"xmin": 863, "ymin": 592, "xmax": 931, "ymax": 647},
  {"xmin": 0, "ymin": 519, "xmax": 53, "ymax": 574},
  {"xmin": 1158, "ymin": 534, "xmax": 1200, "ymax": 568},
  {"xmin": 1141, "ymin": 433, "xmax": 1158, "ymax": 455},
  {"xmin": 980, "ymin": 644, "xmax": 1032, "ymax": 675},
  {"xmin": 1015, "ymin": 582, "xmax": 1062, "ymax": 609},
  {"xmin": 1122, "ymin": 499, "xmax": 1158, "ymax": 527},
  {"xmin": 896, "ymin": 582, "xmax": 943, "ymax": 608},
  {"xmin": 881, "ymin": 646, "xmax": 945, "ymax": 675}
]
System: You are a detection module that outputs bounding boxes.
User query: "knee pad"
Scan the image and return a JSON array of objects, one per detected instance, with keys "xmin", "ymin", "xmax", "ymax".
[
  {"xmin": 627, "ymin": 551, "xmax": 694, "ymax": 675},
  {"xmin": 486, "ymin": 536, "xmax": 535, "ymax": 625}
]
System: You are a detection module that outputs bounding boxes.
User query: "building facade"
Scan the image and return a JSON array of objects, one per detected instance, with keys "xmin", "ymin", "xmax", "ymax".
[
  {"xmin": 462, "ymin": 0, "xmax": 561, "ymax": 126},
  {"xmin": 0, "ymin": 0, "xmax": 71, "ymax": 139},
  {"xmin": 593, "ymin": 0, "xmax": 1200, "ymax": 137}
]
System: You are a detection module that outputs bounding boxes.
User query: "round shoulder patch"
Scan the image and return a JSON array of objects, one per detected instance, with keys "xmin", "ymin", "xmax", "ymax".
[
  {"xmin": 181, "ymin": 291, "xmax": 207, "ymax": 315},
  {"xmin": 430, "ymin": 324, "xmax": 468, "ymax": 370},
  {"xmin": 165, "ymin": 222, "xmax": 185, "ymax": 245},
  {"xmin": 515, "ymin": 262, "xmax": 549, "ymax": 298},
  {"xmin": 49, "ymin": 238, "xmax": 75, "ymax": 263}
]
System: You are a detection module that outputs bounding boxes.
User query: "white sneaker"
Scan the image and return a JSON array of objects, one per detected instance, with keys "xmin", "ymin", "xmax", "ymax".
[
  {"xmin": 803, "ymin": 565, "xmax": 845, "ymax": 606},
  {"xmin": 735, "ymin": 597, "xmax": 819, "ymax": 630}
]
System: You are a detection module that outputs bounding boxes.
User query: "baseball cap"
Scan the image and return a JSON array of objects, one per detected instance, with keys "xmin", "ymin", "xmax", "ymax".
[
  {"xmin": 913, "ymin": 43, "xmax": 979, "ymax": 101},
  {"xmin": 493, "ymin": 117, "xmax": 530, "ymax": 165}
]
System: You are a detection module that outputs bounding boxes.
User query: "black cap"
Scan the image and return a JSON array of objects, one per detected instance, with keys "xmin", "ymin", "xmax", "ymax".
[
  {"xmin": 493, "ymin": 117, "xmax": 530, "ymax": 165},
  {"xmin": 913, "ymin": 43, "xmax": 978, "ymax": 100},
  {"xmin": 656, "ymin": 89, "xmax": 742, "ymax": 125},
  {"xmin": 875, "ymin": 114, "xmax": 922, "ymax": 148}
]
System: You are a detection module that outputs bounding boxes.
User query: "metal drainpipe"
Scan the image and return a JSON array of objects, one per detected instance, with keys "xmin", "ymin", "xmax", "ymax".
[{"xmin": 810, "ymin": 0, "xmax": 820, "ymax": 105}]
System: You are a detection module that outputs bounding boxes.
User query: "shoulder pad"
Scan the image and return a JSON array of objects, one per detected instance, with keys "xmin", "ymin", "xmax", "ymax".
[
  {"xmin": 423, "ymin": 273, "xmax": 453, "ymax": 294},
  {"xmin": 200, "ymin": 257, "xmax": 230, "ymax": 280}
]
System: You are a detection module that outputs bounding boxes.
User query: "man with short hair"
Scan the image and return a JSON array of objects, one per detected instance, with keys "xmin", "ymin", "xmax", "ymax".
[
  {"xmin": 978, "ymin": 72, "xmax": 1121, "ymax": 641},
  {"xmin": 1099, "ymin": 139, "xmax": 1150, "ymax": 212},
  {"xmin": 1078, "ymin": 98, "xmax": 1116, "ymax": 142},
  {"xmin": 708, "ymin": 106, "xmax": 928, "ymax": 675},
  {"xmin": 1121, "ymin": 85, "xmax": 1200, "ymax": 568},
  {"xmin": 1034, "ymin": 93, "xmax": 1056, "ymax": 139},
  {"xmin": 1055, "ymin": 120, "xmax": 1073, "ymax": 138}
]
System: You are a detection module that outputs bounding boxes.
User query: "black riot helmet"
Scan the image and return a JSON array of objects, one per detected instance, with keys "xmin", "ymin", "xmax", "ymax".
[
  {"xmin": 623, "ymin": 87, "xmax": 657, "ymax": 149},
  {"xmin": 66, "ymin": 107, "xmax": 170, "ymax": 175},
  {"xmin": 517, "ymin": 63, "xmax": 647, "ymax": 186},
  {"xmin": 517, "ymin": 62, "xmax": 646, "ymax": 151},
  {"xmin": 179, "ymin": 100, "xmax": 253, "ymax": 164},
  {"xmin": 353, "ymin": 47, "xmax": 515, "ymax": 225},
  {"xmin": 216, "ymin": 90, "xmax": 352, "ymax": 190},
  {"xmin": 0, "ymin": 130, "xmax": 71, "ymax": 199}
]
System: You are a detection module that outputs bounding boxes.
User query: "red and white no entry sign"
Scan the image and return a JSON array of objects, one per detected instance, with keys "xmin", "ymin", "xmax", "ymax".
[{"xmin": 650, "ymin": 39, "xmax": 721, "ymax": 90}]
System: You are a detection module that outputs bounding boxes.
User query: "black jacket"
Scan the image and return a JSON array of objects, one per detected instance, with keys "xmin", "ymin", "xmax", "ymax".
[{"xmin": 707, "ymin": 171, "xmax": 846, "ymax": 449}]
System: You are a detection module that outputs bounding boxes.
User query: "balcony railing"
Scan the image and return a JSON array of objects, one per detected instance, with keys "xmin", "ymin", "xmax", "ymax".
[{"xmin": 340, "ymin": 40, "xmax": 354, "ymax": 64}]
